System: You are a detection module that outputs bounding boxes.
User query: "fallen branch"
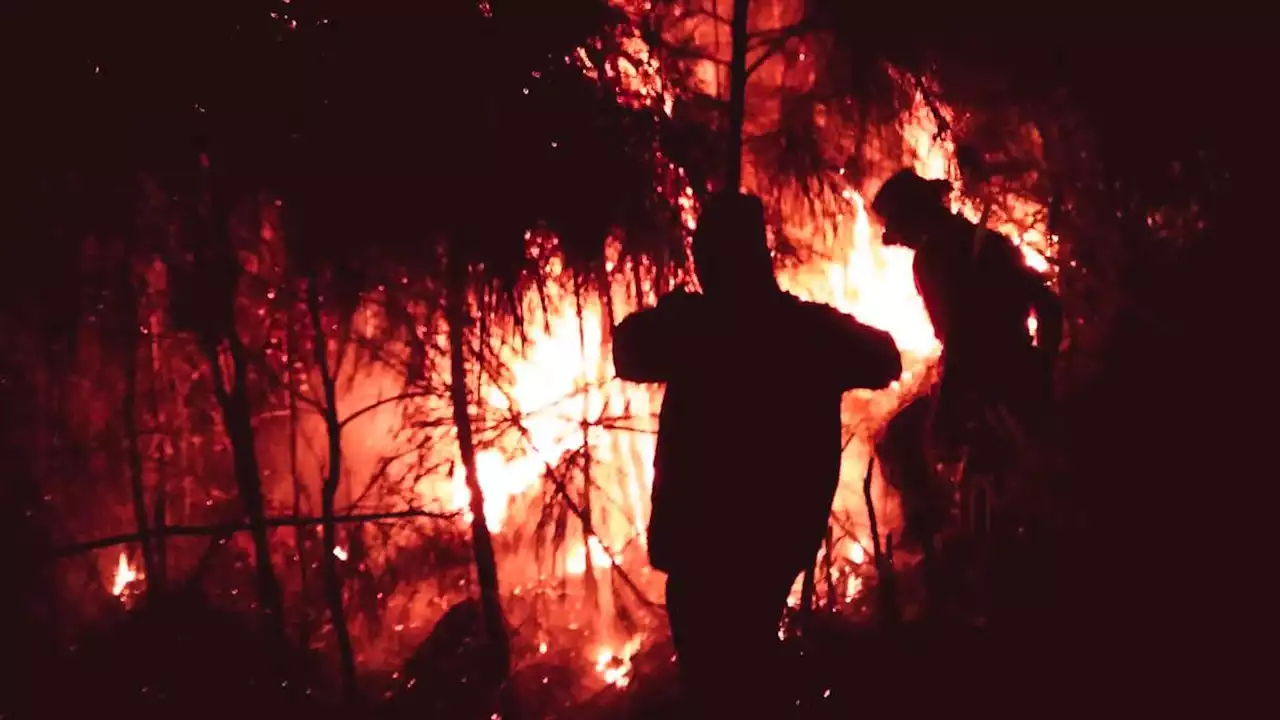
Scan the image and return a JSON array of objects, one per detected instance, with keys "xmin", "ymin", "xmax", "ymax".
[{"xmin": 53, "ymin": 508, "xmax": 460, "ymax": 559}]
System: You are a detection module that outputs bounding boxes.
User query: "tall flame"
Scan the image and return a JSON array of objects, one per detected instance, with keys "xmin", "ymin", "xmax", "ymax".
[{"xmin": 111, "ymin": 551, "xmax": 138, "ymax": 598}]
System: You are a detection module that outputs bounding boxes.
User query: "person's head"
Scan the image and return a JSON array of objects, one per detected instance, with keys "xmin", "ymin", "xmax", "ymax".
[
  {"xmin": 870, "ymin": 169, "xmax": 953, "ymax": 249},
  {"xmin": 692, "ymin": 192, "xmax": 777, "ymax": 297}
]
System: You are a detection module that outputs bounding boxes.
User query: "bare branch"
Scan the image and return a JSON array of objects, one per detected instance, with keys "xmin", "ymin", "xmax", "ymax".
[
  {"xmin": 53, "ymin": 509, "xmax": 460, "ymax": 559},
  {"xmin": 244, "ymin": 340, "xmax": 326, "ymax": 412},
  {"xmin": 687, "ymin": 6, "xmax": 732, "ymax": 25},
  {"xmin": 746, "ymin": 21, "xmax": 809, "ymax": 47},
  {"xmin": 339, "ymin": 390, "xmax": 440, "ymax": 429}
]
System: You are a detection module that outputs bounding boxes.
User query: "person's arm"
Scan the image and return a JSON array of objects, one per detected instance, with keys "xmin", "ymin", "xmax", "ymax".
[
  {"xmin": 822, "ymin": 307, "xmax": 903, "ymax": 391},
  {"xmin": 611, "ymin": 291, "xmax": 695, "ymax": 383}
]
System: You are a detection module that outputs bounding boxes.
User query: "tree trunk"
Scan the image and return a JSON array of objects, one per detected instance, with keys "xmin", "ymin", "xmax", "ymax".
[
  {"xmin": 726, "ymin": 0, "xmax": 751, "ymax": 191},
  {"xmin": 119, "ymin": 254, "xmax": 154, "ymax": 588},
  {"xmin": 307, "ymin": 279, "xmax": 357, "ymax": 704},
  {"xmin": 122, "ymin": 312, "xmax": 154, "ymax": 587},
  {"xmin": 445, "ymin": 258, "xmax": 510, "ymax": 672},
  {"xmin": 575, "ymin": 281, "xmax": 599, "ymax": 618},
  {"xmin": 146, "ymin": 314, "xmax": 169, "ymax": 591},
  {"xmin": 862, "ymin": 457, "xmax": 899, "ymax": 625},
  {"xmin": 205, "ymin": 334, "xmax": 287, "ymax": 641},
  {"xmin": 199, "ymin": 169, "xmax": 285, "ymax": 640},
  {"xmin": 287, "ymin": 300, "xmax": 309, "ymax": 645}
]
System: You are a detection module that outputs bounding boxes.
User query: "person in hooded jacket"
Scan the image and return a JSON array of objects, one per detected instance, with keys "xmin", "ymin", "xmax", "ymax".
[{"xmin": 612, "ymin": 191, "xmax": 902, "ymax": 717}]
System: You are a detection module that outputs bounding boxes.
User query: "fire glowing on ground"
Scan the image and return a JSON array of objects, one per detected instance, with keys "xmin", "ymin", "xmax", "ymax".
[{"xmin": 111, "ymin": 551, "xmax": 140, "ymax": 599}]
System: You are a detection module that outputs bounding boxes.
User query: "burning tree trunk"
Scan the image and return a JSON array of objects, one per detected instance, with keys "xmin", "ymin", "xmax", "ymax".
[
  {"xmin": 445, "ymin": 256, "xmax": 510, "ymax": 673},
  {"xmin": 305, "ymin": 278, "xmax": 357, "ymax": 704}
]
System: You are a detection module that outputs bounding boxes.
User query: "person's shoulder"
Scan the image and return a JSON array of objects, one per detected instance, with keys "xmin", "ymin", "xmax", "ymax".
[
  {"xmin": 778, "ymin": 291, "xmax": 821, "ymax": 313},
  {"xmin": 783, "ymin": 293, "xmax": 855, "ymax": 326},
  {"xmin": 653, "ymin": 287, "xmax": 702, "ymax": 310},
  {"xmin": 661, "ymin": 286, "xmax": 701, "ymax": 301},
  {"xmin": 977, "ymin": 229, "xmax": 1023, "ymax": 265}
]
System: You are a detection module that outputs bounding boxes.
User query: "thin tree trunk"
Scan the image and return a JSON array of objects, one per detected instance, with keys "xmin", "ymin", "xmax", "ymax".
[
  {"xmin": 120, "ymin": 255, "xmax": 153, "ymax": 587},
  {"xmin": 862, "ymin": 457, "xmax": 899, "ymax": 625},
  {"xmin": 445, "ymin": 258, "xmax": 510, "ymax": 672},
  {"xmin": 307, "ymin": 279, "xmax": 357, "ymax": 705},
  {"xmin": 205, "ymin": 334, "xmax": 287, "ymax": 640},
  {"xmin": 122, "ymin": 318, "xmax": 153, "ymax": 586},
  {"xmin": 287, "ymin": 298, "xmax": 309, "ymax": 644},
  {"xmin": 201, "ymin": 173, "xmax": 285, "ymax": 640},
  {"xmin": 575, "ymin": 280, "xmax": 599, "ymax": 618},
  {"xmin": 146, "ymin": 312, "xmax": 168, "ymax": 591},
  {"xmin": 726, "ymin": 0, "xmax": 751, "ymax": 191}
]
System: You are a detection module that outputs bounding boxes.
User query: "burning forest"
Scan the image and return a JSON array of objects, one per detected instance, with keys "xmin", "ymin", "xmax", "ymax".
[{"xmin": 0, "ymin": 1, "xmax": 1247, "ymax": 718}]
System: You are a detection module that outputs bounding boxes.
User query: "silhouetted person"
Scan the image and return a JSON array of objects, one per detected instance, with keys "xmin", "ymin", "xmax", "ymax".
[
  {"xmin": 872, "ymin": 169, "xmax": 1062, "ymax": 539},
  {"xmin": 612, "ymin": 193, "xmax": 901, "ymax": 718}
]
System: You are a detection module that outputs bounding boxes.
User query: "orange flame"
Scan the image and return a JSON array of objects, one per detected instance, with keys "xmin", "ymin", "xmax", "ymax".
[
  {"xmin": 849, "ymin": 542, "xmax": 866, "ymax": 565},
  {"xmin": 111, "ymin": 551, "xmax": 138, "ymax": 598},
  {"xmin": 595, "ymin": 635, "xmax": 643, "ymax": 689}
]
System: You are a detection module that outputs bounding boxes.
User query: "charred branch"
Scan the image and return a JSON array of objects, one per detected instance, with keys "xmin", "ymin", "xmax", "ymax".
[{"xmin": 52, "ymin": 508, "xmax": 460, "ymax": 559}]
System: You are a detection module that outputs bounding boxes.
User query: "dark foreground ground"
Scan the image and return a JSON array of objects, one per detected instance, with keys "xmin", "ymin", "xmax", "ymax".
[{"xmin": 0, "ymin": 548, "xmax": 1247, "ymax": 720}]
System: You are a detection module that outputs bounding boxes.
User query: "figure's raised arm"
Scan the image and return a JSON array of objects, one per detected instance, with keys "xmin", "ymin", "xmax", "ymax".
[
  {"xmin": 818, "ymin": 306, "xmax": 903, "ymax": 391},
  {"xmin": 612, "ymin": 291, "xmax": 696, "ymax": 383}
]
